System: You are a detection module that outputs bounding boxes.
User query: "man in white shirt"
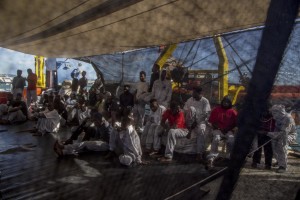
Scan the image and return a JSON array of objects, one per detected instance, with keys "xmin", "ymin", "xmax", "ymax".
[
  {"xmin": 141, "ymin": 98, "xmax": 166, "ymax": 152},
  {"xmin": 184, "ymin": 86, "xmax": 211, "ymax": 162},
  {"xmin": 151, "ymin": 69, "xmax": 172, "ymax": 108}
]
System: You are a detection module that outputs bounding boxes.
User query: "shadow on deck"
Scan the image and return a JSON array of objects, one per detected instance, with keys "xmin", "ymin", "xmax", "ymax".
[{"xmin": 0, "ymin": 121, "xmax": 217, "ymax": 200}]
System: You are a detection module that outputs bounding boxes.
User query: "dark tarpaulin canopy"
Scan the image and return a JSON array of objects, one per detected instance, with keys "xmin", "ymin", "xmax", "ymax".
[
  {"xmin": 0, "ymin": 0, "xmax": 277, "ymax": 58},
  {"xmin": 0, "ymin": 0, "xmax": 300, "ymax": 200}
]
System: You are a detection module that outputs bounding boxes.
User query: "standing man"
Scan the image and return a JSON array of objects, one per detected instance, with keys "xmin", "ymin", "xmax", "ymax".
[
  {"xmin": 151, "ymin": 69, "xmax": 172, "ymax": 108},
  {"xmin": 184, "ymin": 86, "xmax": 211, "ymax": 162},
  {"xmin": 252, "ymin": 104, "xmax": 275, "ymax": 170},
  {"xmin": 149, "ymin": 64, "xmax": 160, "ymax": 92},
  {"xmin": 71, "ymin": 70, "xmax": 79, "ymax": 94},
  {"xmin": 12, "ymin": 70, "xmax": 26, "ymax": 99},
  {"xmin": 78, "ymin": 71, "xmax": 88, "ymax": 95},
  {"xmin": 26, "ymin": 68, "xmax": 38, "ymax": 107},
  {"xmin": 119, "ymin": 85, "xmax": 134, "ymax": 118},
  {"xmin": 133, "ymin": 71, "xmax": 149, "ymax": 132}
]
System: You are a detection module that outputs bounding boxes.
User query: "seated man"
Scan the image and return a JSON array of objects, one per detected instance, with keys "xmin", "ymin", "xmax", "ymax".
[
  {"xmin": 65, "ymin": 92, "xmax": 78, "ymax": 122},
  {"xmin": 0, "ymin": 93, "xmax": 14, "ymax": 122},
  {"xmin": 94, "ymin": 93, "xmax": 105, "ymax": 114},
  {"xmin": 37, "ymin": 93, "xmax": 50, "ymax": 108},
  {"xmin": 106, "ymin": 116, "xmax": 145, "ymax": 166},
  {"xmin": 54, "ymin": 113, "xmax": 112, "ymax": 156},
  {"xmin": 32, "ymin": 103, "xmax": 61, "ymax": 136},
  {"xmin": 58, "ymin": 80, "xmax": 72, "ymax": 97},
  {"xmin": 184, "ymin": 86, "xmax": 211, "ymax": 162},
  {"xmin": 63, "ymin": 110, "xmax": 111, "ymax": 145},
  {"xmin": 53, "ymin": 94, "xmax": 68, "ymax": 123},
  {"xmin": 207, "ymin": 97, "xmax": 238, "ymax": 168},
  {"xmin": 68, "ymin": 96, "xmax": 89, "ymax": 125},
  {"xmin": 0, "ymin": 93, "xmax": 27, "ymax": 124},
  {"xmin": 151, "ymin": 101, "xmax": 188, "ymax": 162},
  {"xmin": 141, "ymin": 98, "xmax": 166, "ymax": 152},
  {"xmin": 261, "ymin": 104, "xmax": 297, "ymax": 173},
  {"xmin": 88, "ymin": 83, "xmax": 98, "ymax": 107}
]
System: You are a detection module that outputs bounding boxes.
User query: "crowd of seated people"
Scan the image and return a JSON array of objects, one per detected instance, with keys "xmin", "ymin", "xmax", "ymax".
[{"xmin": 1, "ymin": 68, "xmax": 298, "ymax": 172}]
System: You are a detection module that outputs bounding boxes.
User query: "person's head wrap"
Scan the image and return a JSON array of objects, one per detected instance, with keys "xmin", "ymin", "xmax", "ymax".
[
  {"xmin": 270, "ymin": 104, "xmax": 286, "ymax": 120},
  {"xmin": 221, "ymin": 96, "xmax": 232, "ymax": 109},
  {"xmin": 119, "ymin": 155, "xmax": 133, "ymax": 166}
]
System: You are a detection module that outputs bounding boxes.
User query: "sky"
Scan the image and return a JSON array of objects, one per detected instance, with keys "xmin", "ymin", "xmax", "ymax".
[
  {"xmin": 0, "ymin": 49, "xmax": 96, "ymax": 84},
  {"xmin": 0, "ymin": 23, "xmax": 300, "ymax": 86}
]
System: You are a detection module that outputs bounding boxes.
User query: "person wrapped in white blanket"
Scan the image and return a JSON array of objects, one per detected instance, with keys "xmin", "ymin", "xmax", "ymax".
[
  {"xmin": 141, "ymin": 98, "xmax": 166, "ymax": 152},
  {"xmin": 106, "ymin": 116, "xmax": 146, "ymax": 166},
  {"xmin": 260, "ymin": 104, "xmax": 297, "ymax": 173},
  {"xmin": 33, "ymin": 103, "xmax": 61, "ymax": 136}
]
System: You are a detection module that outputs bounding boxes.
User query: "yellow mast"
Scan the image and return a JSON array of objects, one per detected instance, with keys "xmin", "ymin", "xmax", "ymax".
[
  {"xmin": 213, "ymin": 36, "xmax": 229, "ymax": 103},
  {"xmin": 34, "ymin": 56, "xmax": 46, "ymax": 88},
  {"xmin": 155, "ymin": 44, "xmax": 177, "ymax": 69}
]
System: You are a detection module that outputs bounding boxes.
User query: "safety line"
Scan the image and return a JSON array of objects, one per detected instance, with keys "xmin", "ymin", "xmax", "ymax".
[
  {"xmin": 164, "ymin": 136, "xmax": 273, "ymax": 200},
  {"xmin": 248, "ymin": 138, "xmax": 272, "ymax": 156}
]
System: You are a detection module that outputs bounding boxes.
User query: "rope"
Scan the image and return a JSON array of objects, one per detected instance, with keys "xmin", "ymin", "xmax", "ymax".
[
  {"xmin": 190, "ymin": 40, "xmax": 202, "ymax": 67},
  {"xmin": 164, "ymin": 167, "xmax": 227, "ymax": 200},
  {"xmin": 181, "ymin": 40, "xmax": 197, "ymax": 66},
  {"xmin": 247, "ymin": 138, "xmax": 272, "ymax": 156},
  {"xmin": 164, "ymin": 135, "xmax": 273, "ymax": 200},
  {"xmin": 223, "ymin": 36, "xmax": 253, "ymax": 74},
  {"xmin": 185, "ymin": 36, "xmax": 241, "ymax": 68}
]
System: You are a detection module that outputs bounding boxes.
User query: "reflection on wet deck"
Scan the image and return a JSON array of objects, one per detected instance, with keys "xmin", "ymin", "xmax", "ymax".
[
  {"xmin": 1, "ymin": 122, "xmax": 300, "ymax": 200},
  {"xmin": 0, "ymin": 122, "xmax": 213, "ymax": 200}
]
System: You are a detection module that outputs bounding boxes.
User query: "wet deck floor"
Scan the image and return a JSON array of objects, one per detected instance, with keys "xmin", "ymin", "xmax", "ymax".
[
  {"xmin": 1, "ymin": 121, "xmax": 300, "ymax": 200},
  {"xmin": 0, "ymin": 122, "xmax": 216, "ymax": 200}
]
